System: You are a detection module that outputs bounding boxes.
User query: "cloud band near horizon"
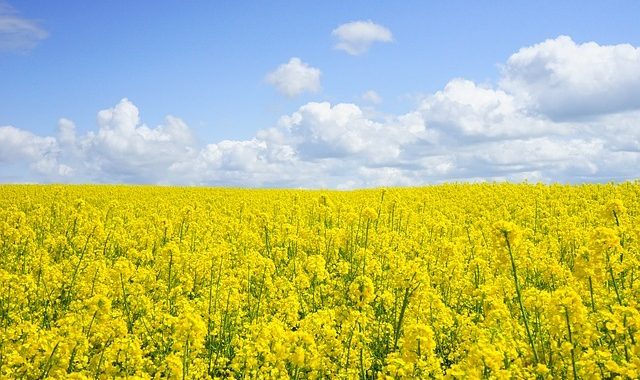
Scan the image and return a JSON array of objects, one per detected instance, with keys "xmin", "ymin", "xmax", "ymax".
[{"xmin": 1, "ymin": 36, "xmax": 639, "ymax": 188}]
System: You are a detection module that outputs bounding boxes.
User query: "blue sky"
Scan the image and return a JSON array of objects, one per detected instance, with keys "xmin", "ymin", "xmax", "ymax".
[{"xmin": 1, "ymin": 1, "xmax": 640, "ymax": 187}]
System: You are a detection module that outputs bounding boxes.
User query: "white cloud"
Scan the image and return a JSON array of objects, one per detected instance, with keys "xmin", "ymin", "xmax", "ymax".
[
  {"xmin": 84, "ymin": 99, "xmax": 196, "ymax": 182},
  {"xmin": 0, "ymin": 2, "xmax": 48, "ymax": 52},
  {"xmin": 265, "ymin": 57, "xmax": 321, "ymax": 97},
  {"xmin": 361, "ymin": 90, "xmax": 382, "ymax": 104},
  {"xmin": 169, "ymin": 139, "xmax": 307, "ymax": 187},
  {"xmin": 332, "ymin": 20, "xmax": 393, "ymax": 55},
  {"xmin": 2, "ymin": 36, "xmax": 640, "ymax": 187},
  {"xmin": 0, "ymin": 125, "xmax": 69, "ymax": 178},
  {"xmin": 57, "ymin": 118, "xmax": 77, "ymax": 146},
  {"xmin": 0, "ymin": 125, "xmax": 55, "ymax": 163},
  {"xmin": 275, "ymin": 102, "xmax": 427, "ymax": 163},
  {"xmin": 419, "ymin": 78, "xmax": 557, "ymax": 139},
  {"xmin": 501, "ymin": 36, "xmax": 640, "ymax": 120},
  {"xmin": 467, "ymin": 138, "xmax": 602, "ymax": 175},
  {"xmin": 0, "ymin": 99, "xmax": 197, "ymax": 183}
]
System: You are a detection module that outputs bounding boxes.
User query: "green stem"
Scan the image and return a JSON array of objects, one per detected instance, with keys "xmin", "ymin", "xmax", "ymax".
[
  {"xmin": 504, "ymin": 232, "xmax": 539, "ymax": 364},
  {"xmin": 119, "ymin": 273, "xmax": 134, "ymax": 334},
  {"xmin": 564, "ymin": 308, "xmax": 578, "ymax": 380},
  {"xmin": 588, "ymin": 276, "xmax": 596, "ymax": 312}
]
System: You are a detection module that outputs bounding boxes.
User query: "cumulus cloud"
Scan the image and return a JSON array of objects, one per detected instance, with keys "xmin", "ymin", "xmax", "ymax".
[
  {"xmin": 83, "ymin": 99, "xmax": 196, "ymax": 182},
  {"xmin": 332, "ymin": 20, "xmax": 393, "ymax": 55},
  {"xmin": 2, "ymin": 36, "xmax": 639, "ymax": 187},
  {"xmin": 0, "ymin": 99, "xmax": 197, "ymax": 183},
  {"xmin": 419, "ymin": 79, "xmax": 556, "ymax": 139},
  {"xmin": 265, "ymin": 57, "xmax": 321, "ymax": 97},
  {"xmin": 501, "ymin": 36, "xmax": 640, "ymax": 120},
  {"xmin": 0, "ymin": 2, "xmax": 48, "ymax": 52},
  {"xmin": 0, "ymin": 125, "xmax": 68, "ymax": 177},
  {"xmin": 275, "ymin": 102, "xmax": 427, "ymax": 163}
]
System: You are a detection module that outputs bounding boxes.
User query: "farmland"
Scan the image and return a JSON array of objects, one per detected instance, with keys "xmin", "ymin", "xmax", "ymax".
[{"xmin": 0, "ymin": 184, "xmax": 638, "ymax": 378}]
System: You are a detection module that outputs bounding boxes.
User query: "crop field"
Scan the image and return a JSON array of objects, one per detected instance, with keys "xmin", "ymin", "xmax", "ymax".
[{"xmin": 0, "ymin": 184, "xmax": 638, "ymax": 379}]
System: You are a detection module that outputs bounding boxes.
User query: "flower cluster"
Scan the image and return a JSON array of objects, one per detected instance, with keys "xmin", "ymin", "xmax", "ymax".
[{"xmin": 0, "ymin": 183, "xmax": 638, "ymax": 378}]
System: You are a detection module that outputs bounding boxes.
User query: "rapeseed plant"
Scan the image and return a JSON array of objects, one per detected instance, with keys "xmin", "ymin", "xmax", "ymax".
[{"xmin": 0, "ymin": 183, "xmax": 638, "ymax": 378}]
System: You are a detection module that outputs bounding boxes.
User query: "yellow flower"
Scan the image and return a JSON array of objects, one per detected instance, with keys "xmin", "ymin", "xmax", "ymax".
[
  {"xmin": 603, "ymin": 198, "xmax": 626, "ymax": 222},
  {"xmin": 349, "ymin": 275, "xmax": 374, "ymax": 307},
  {"xmin": 492, "ymin": 220, "xmax": 522, "ymax": 247},
  {"xmin": 591, "ymin": 227, "xmax": 621, "ymax": 252},
  {"xmin": 291, "ymin": 346, "xmax": 305, "ymax": 367},
  {"xmin": 1, "ymin": 183, "xmax": 639, "ymax": 378},
  {"xmin": 363, "ymin": 207, "xmax": 378, "ymax": 221}
]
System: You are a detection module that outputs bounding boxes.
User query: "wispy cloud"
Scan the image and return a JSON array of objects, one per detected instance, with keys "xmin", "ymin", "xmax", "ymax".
[
  {"xmin": 361, "ymin": 90, "xmax": 382, "ymax": 104},
  {"xmin": 0, "ymin": 2, "xmax": 48, "ymax": 52}
]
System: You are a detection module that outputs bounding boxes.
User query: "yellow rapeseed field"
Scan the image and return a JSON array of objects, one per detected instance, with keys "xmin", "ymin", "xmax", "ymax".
[{"xmin": 0, "ymin": 183, "xmax": 638, "ymax": 379}]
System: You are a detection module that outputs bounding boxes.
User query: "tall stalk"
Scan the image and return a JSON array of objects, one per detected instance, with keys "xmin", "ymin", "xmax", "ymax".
[
  {"xmin": 564, "ymin": 307, "xmax": 578, "ymax": 380},
  {"xmin": 503, "ymin": 231, "xmax": 539, "ymax": 364}
]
